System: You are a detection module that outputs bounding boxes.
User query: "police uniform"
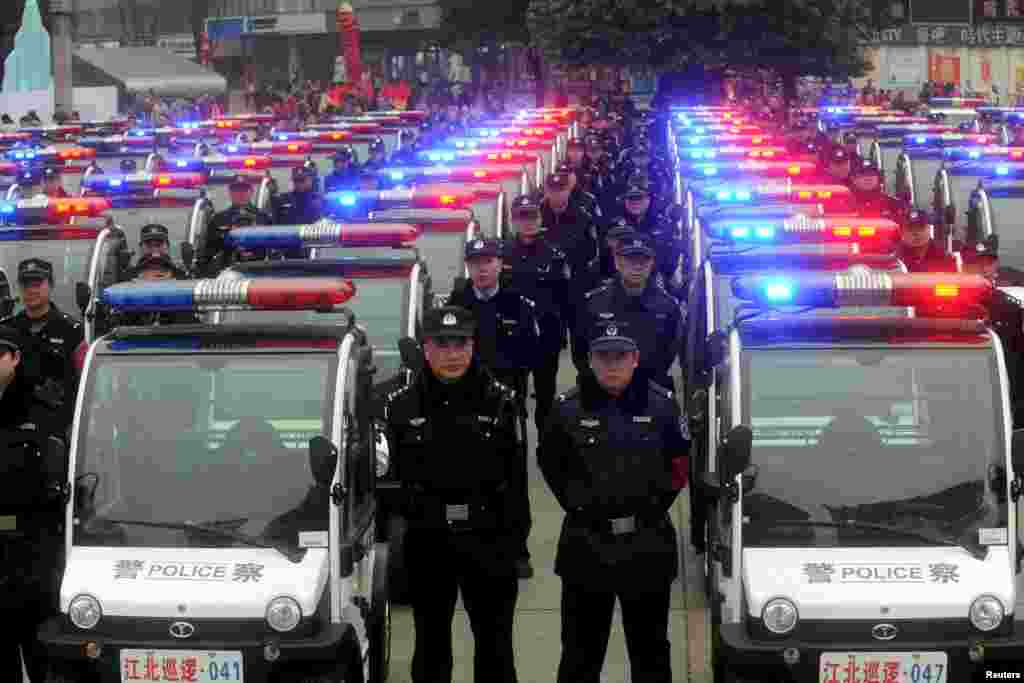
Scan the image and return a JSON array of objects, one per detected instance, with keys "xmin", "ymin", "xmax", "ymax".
[
  {"xmin": 573, "ymin": 235, "xmax": 685, "ymax": 392},
  {"xmin": 128, "ymin": 224, "xmax": 187, "ymax": 280},
  {"xmin": 201, "ymin": 176, "xmax": 277, "ymax": 276},
  {"xmin": 1, "ymin": 259, "xmax": 83, "ymax": 435},
  {"xmin": 383, "ymin": 307, "xmax": 521, "ymax": 683},
  {"xmin": 323, "ymin": 148, "xmax": 362, "ymax": 193},
  {"xmin": 847, "ymin": 160, "xmax": 905, "ymax": 219},
  {"xmin": 897, "ymin": 211, "xmax": 958, "ymax": 273},
  {"xmin": 538, "ymin": 320, "xmax": 689, "ymax": 683},
  {"xmin": 448, "ymin": 239, "xmax": 540, "ymax": 576},
  {"xmin": 541, "ymin": 173, "xmax": 600, "ymax": 300},
  {"xmin": 42, "ymin": 167, "xmax": 68, "ymax": 198},
  {"xmin": 0, "ymin": 327, "xmax": 66, "ymax": 683},
  {"xmin": 501, "ymin": 196, "xmax": 570, "ymax": 433},
  {"xmin": 117, "ymin": 255, "xmax": 202, "ymax": 326},
  {"xmin": 274, "ymin": 165, "xmax": 325, "ymax": 225}
]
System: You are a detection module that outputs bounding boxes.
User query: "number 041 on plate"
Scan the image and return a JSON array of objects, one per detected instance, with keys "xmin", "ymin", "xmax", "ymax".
[
  {"xmin": 120, "ymin": 649, "xmax": 243, "ymax": 682},
  {"xmin": 820, "ymin": 652, "xmax": 947, "ymax": 683}
]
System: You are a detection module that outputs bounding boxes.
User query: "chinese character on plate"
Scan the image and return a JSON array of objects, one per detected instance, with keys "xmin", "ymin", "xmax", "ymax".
[
  {"xmin": 841, "ymin": 656, "xmax": 860, "ymax": 683},
  {"xmin": 882, "ymin": 661, "xmax": 900, "ymax": 682},
  {"xmin": 162, "ymin": 658, "xmax": 180, "ymax": 681},
  {"xmin": 124, "ymin": 656, "xmax": 141, "ymax": 680},
  {"xmin": 143, "ymin": 654, "xmax": 160, "ymax": 681},
  {"xmin": 180, "ymin": 658, "xmax": 199, "ymax": 683},
  {"xmin": 863, "ymin": 660, "xmax": 882, "ymax": 683}
]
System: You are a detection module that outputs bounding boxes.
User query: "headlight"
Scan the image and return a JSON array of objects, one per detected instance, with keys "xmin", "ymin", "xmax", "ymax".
[
  {"xmin": 69, "ymin": 594, "xmax": 102, "ymax": 629},
  {"xmin": 375, "ymin": 431, "xmax": 390, "ymax": 478},
  {"xmin": 762, "ymin": 598, "xmax": 798, "ymax": 635},
  {"xmin": 266, "ymin": 596, "xmax": 301, "ymax": 632},
  {"xmin": 970, "ymin": 595, "xmax": 1005, "ymax": 632}
]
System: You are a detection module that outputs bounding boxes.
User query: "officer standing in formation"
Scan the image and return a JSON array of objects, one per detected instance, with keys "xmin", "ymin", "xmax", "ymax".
[
  {"xmin": 896, "ymin": 209, "xmax": 958, "ymax": 273},
  {"xmin": 42, "ymin": 167, "xmax": 68, "ymax": 199},
  {"xmin": 1, "ymin": 258, "xmax": 83, "ymax": 437},
  {"xmin": 200, "ymin": 175, "xmax": 276, "ymax": 276},
  {"xmin": 539, "ymin": 319, "xmax": 689, "ymax": 683},
  {"xmin": 448, "ymin": 238, "xmax": 541, "ymax": 578},
  {"xmin": 275, "ymin": 164, "xmax": 325, "ymax": 225},
  {"xmin": 574, "ymin": 233, "xmax": 685, "ymax": 392},
  {"xmin": 382, "ymin": 306, "xmax": 522, "ymax": 683},
  {"xmin": 131, "ymin": 224, "xmax": 187, "ymax": 279}
]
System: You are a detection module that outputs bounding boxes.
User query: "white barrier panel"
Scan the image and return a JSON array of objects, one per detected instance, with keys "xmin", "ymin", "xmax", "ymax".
[{"xmin": 0, "ymin": 86, "xmax": 118, "ymax": 122}]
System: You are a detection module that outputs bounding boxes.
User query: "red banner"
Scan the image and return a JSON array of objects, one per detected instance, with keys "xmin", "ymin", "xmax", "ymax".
[{"xmin": 336, "ymin": 2, "xmax": 363, "ymax": 87}]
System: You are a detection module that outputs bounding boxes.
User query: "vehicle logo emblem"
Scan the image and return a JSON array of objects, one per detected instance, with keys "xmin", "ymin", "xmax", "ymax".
[
  {"xmin": 442, "ymin": 313, "xmax": 457, "ymax": 326},
  {"xmin": 169, "ymin": 621, "xmax": 195, "ymax": 639},
  {"xmin": 871, "ymin": 623, "xmax": 897, "ymax": 641},
  {"xmin": 607, "ymin": 325, "xmax": 618, "ymax": 336}
]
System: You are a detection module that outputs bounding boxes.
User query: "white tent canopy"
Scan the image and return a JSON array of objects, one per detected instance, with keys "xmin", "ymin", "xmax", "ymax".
[{"xmin": 74, "ymin": 46, "xmax": 226, "ymax": 98}]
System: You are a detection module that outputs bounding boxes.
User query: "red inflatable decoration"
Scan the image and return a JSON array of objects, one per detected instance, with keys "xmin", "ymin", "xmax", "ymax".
[{"xmin": 336, "ymin": 2, "xmax": 363, "ymax": 91}]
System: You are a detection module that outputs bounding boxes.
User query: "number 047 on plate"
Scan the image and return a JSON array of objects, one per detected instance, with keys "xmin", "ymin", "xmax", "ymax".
[
  {"xmin": 120, "ymin": 649, "xmax": 243, "ymax": 682},
  {"xmin": 820, "ymin": 652, "xmax": 947, "ymax": 683}
]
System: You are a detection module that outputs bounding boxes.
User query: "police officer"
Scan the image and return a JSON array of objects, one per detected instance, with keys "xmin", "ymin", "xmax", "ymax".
[
  {"xmin": 16, "ymin": 168, "xmax": 42, "ymax": 195},
  {"xmin": 362, "ymin": 137, "xmax": 388, "ymax": 174},
  {"xmin": 596, "ymin": 220, "xmax": 636, "ymax": 283},
  {"xmin": 564, "ymin": 137, "xmax": 593, "ymax": 178},
  {"xmin": 200, "ymin": 175, "xmax": 277, "ymax": 276},
  {"xmin": 609, "ymin": 175, "xmax": 669, "ymax": 235},
  {"xmin": 323, "ymin": 147, "xmax": 361, "ymax": 193},
  {"xmin": 42, "ymin": 166, "xmax": 68, "ymax": 198},
  {"xmin": 448, "ymin": 239, "xmax": 540, "ymax": 579},
  {"xmin": 129, "ymin": 224, "xmax": 187, "ymax": 279},
  {"xmin": 847, "ymin": 159, "xmax": 906, "ymax": 219},
  {"xmin": 540, "ymin": 171, "xmax": 599, "ymax": 299},
  {"xmin": 824, "ymin": 144, "xmax": 853, "ymax": 182},
  {"xmin": 120, "ymin": 158, "xmax": 137, "ymax": 174},
  {"xmin": 556, "ymin": 162, "xmax": 601, "ymax": 222},
  {"xmin": 0, "ymin": 325, "xmax": 66, "ymax": 683},
  {"xmin": 896, "ymin": 209, "xmax": 958, "ymax": 273},
  {"xmin": 1, "ymin": 259, "xmax": 83, "ymax": 436},
  {"xmin": 574, "ymin": 233, "xmax": 684, "ymax": 393},
  {"xmin": 274, "ymin": 164, "xmax": 324, "ymax": 225},
  {"xmin": 500, "ymin": 195, "xmax": 569, "ymax": 434},
  {"xmin": 539, "ymin": 319, "xmax": 689, "ymax": 683},
  {"xmin": 113, "ymin": 255, "xmax": 201, "ymax": 326},
  {"xmin": 382, "ymin": 306, "xmax": 522, "ymax": 683}
]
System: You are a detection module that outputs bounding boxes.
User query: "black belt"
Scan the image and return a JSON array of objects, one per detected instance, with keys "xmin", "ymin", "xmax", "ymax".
[{"xmin": 573, "ymin": 512, "xmax": 664, "ymax": 536}]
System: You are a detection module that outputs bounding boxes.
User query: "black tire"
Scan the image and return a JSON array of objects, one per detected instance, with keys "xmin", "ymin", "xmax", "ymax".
[
  {"xmin": 369, "ymin": 542, "xmax": 392, "ymax": 683},
  {"xmin": 386, "ymin": 516, "xmax": 410, "ymax": 605}
]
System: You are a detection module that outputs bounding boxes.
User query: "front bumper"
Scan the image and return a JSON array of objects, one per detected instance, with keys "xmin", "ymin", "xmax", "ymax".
[
  {"xmin": 38, "ymin": 617, "xmax": 353, "ymax": 682},
  {"xmin": 718, "ymin": 622, "xmax": 1024, "ymax": 681}
]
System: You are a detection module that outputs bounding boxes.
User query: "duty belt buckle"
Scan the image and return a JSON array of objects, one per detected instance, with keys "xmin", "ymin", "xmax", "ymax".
[
  {"xmin": 610, "ymin": 516, "xmax": 637, "ymax": 535},
  {"xmin": 446, "ymin": 504, "xmax": 470, "ymax": 523}
]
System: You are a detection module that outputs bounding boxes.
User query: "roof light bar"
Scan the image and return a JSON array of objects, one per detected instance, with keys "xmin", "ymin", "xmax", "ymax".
[
  {"xmin": 102, "ymin": 277, "xmax": 356, "ymax": 312},
  {"xmin": 82, "ymin": 172, "xmax": 207, "ymax": 191},
  {"xmin": 709, "ymin": 215, "xmax": 898, "ymax": 246},
  {"xmin": 226, "ymin": 222, "xmax": 420, "ymax": 250},
  {"xmin": 0, "ymin": 226, "xmax": 103, "ymax": 241},
  {"xmin": 732, "ymin": 272, "xmax": 991, "ymax": 310},
  {"xmin": 0, "ymin": 196, "xmax": 111, "ymax": 222}
]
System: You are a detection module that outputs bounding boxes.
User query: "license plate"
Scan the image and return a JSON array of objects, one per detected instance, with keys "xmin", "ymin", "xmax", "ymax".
[
  {"xmin": 120, "ymin": 649, "xmax": 243, "ymax": 682},
  {"xmin": 820, "ymin": 652, "xmax": 947, "ymax": 683}
]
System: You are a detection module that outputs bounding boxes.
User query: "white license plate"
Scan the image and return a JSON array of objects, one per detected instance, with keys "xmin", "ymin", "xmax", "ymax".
[
  {"xmin": 119, "ymin": 649, "xmax": 243, "ymax": 682},
  {"xmin": 821, "ymin": 652, "xmax": 947, "ymax": 683}
]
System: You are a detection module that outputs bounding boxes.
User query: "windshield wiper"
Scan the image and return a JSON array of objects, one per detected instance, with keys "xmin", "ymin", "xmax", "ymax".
[
  {"xmin": 765, "ymin": 519, "xmax": 988, "ymax": 561},
  {"xmin": 98, "ymin": 518, "xmax": 306, "ymax": 563}
]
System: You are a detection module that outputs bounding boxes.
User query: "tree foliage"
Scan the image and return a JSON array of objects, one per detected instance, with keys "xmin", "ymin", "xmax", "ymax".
[
  {"xmin": 528, "ymin": 0, "xmax": 873, "ymax": 79},
  {"xmin": 437, "ymin": 0, "xmax": 532, "ymax": 51}
]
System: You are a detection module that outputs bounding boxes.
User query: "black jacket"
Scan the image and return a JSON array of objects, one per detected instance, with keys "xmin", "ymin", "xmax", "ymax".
[
  {"xmin": 382, "ymin": 362, "xmax": 522, "ymax": 580},
  {"xmin": 200, "ymin": 204, "xmax": 276, "ymax": 276},
  {"xmin": 499, "ymin": 238, "xmax": 569, "ymax": 355},
  {"xmin": 896, "ymin": 241, "xmax": 958, "ymax": 273},
  {"xmin": 538, "ymin": 372, "xmax": 687, "ymax": 587},
  {"xmin": 573, "ymin": 277, "xmax": 685, "ymax": 391},
  {"xmin": 273, "ymin": 190, "xmax": 324, "ymax": 226},
  {"xmin": 446, "ymin": 283, "xmax": 542, "ymax": 380}
]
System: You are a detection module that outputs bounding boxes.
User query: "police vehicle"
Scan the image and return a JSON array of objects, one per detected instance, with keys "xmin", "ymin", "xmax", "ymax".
[
  {"xmin": 930, "ymin": 160, "xmax": 1021, "ymax": 250},
  {"xmin": 686, "ymin": 180, "xmax": 855, "ymax": 237},
  {"xmin": 417, "ymin": 148, "xmax": 546, "ymax": 191},
  {"xmin": 692, "ymin": 271, "xmax": 1024, "ymax": 682},
  {"xmin": 965, "ymin": 174, "xmax": 1024, "ymax": 270},
  {"xmin": 39, "ymin": 276, "xmax": 392, "ymax": 683},
  {"xmin": 862, "ymin": 126, "xmax": 958, "ymax": 188},
  {"xmin": 893, "ymin": 134, "xmax": 1000, "ymax": 213},
  {"xmin": 78, "ymin": 132, "xmax": 161, "ymax": 158},
  {"xmin": 440, "ymin": 136, "xmax": 562, "ymax": 175}
]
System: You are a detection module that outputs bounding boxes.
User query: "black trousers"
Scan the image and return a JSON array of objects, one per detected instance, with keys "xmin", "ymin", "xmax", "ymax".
[
  {"xmin": 411, "ymin": 561, "xmax": 519, "ymax": 683},
  {"xmin": 531, "ymin": 352, "xmax": 560, "ymax": 435},
  {"xmin": 493, "ymin": 369, "xmax": 535, "ymax": 560},
  {"xmin": 557, "ymin": 579, "xmax": 672, "ymax": 683},
  {"xmin": 0, "ymin": 584, "xmax": 55, "ymax": 682}
]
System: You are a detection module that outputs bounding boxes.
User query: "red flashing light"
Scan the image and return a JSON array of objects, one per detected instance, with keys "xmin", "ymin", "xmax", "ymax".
[
  {"xmin": 787, "ymin": 165, "xmax": 802, "ymax": 175},
  {"xmin": 473, "ymin": 170, "xmax": 488, "ymax": 178},
  {"xmin": 888, "ymin": 273, "xmax": 991, "ymax": 307},
  {"xmin": 322, "ymin": 131, "xmax": 352, "ymax": 141},
  {"xmin": 153, "ymin": 173, "xmax": 206, "ymax": 189},
  {"xmin": 287, "ymin": 143, "xmax": 300, "ymax": 152},
  {"xmin": 52, "ymin": 197, "xmax": 111, "ymax": 216},
  {"xmin": 1012, "ymin": 150, "xmax": 1024, "ymax": 159},
  {"xmin": 226, "ymin": 156, "xmax": 271, "ymax": 171},
  {"xmin": 57, "ymin": 147, "xmax": 95, "ymax": 160},
  {"xmin": 245, "ymin": 277, "xmax": 355, "ymax": 309},
  {"xmin": 439, "ymin": 194, "xmax": 457, "ymax": 205}
]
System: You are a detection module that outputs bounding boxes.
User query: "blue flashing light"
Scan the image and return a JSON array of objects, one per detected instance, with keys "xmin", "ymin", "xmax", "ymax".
[
  {"xmin": 0, "ymin": 204, "xmax": 14, "ymax": 215},
  {"xmin": 338, "ymin": 193, "xmax": 357, "ymax": 206},
  {"xmin": 227, "ymin": 145, "xmax": 239, "ymax": 153},
  {"xmin": 428, "ymin": 152, "xmax": 442, "ymax": 162},
  {"xmin": 690, "ymin": 136, "xmax": 702, "ymax": 144},
  {"xmin": 277, "ymin": 134, "xmax": 289, "ymax": 141},
  {"xmin": 755, "ymin": 226, "xmax": 774, "ymax": 239},
  {"xmin": 695, "ymin": 127, "xmax": 705, "ymax": 134},
  {"xmin": 764, "ymin": 280, "xmax": 794, "ymax": 302},
  {"xmin": 109, "ymin": 179, "xmax": 123, "ymax": 187},
  {"xmin": 703, "ymin": 166, "xmax": 718, "ymax": 176},
  {"xmin": 730, "ymin": 226, "xmax": 750, "ymax": 238},
  {"xmin": 176, "ymin": 160, "xmax": 188, "ymax": 168},
  {"xmin": 915, "ymin": 136, "xmax": 926, "ymax": 144},
  {"xmin": 969, "ymin": 150, "xmax": 981, "ymax": 159},
  {"xmin": 390, "ymin": 171, "xmax": 405, "ymax": 181},
  {"xmin": 997, "ymin": 166, "xmax": 1010, "ymax": 176},
  {"xmin": 108, "ymin": 338, "xmax": 203, "ymax": 351},
  {"xmin": 102, "ymin": 281, "xmax": 196, "ymax": 311},
  {"xmin": 736, "ymin": 190, "xmax": 752, "ymax": 201},
  {"xmin": 716, "ymin": 190, "xmax": 732, "ymax": 200},
  {"xmin": 225, "ymin": 226, "xmax": 303, "ymax": 251}
]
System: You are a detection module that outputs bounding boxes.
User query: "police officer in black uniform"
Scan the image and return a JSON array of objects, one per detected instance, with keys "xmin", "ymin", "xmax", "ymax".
[
  {"xmin": 539, "ymin": 319, "xmax": 689, "ymax": 683},
  {"xmin": 500, "ymin": 195, "xmax": 569, "ymax": 434},
  {"xmin": 323, "ymin": 147, "xmax": 361, "ymax": 193},
  {"xmin": 382, "ymin": 306, "xmax": 522, "ymax": 683},
  {"xmin": 274, "ymin": 163, "xmax": 324, "ymax": 225},
  {"xmin": 1, "ymin": 259, "xmax": 83, "ymax": 436},
  {"xmin": 199, "ymin": 175, "xmax": 277, "ymax": 276},
  {"xmin": 448, "ymin": 238, "xmax": 541, "ymax": 579},
  {"xmin": 42, "ymin": 166, "xmax": 68, "ymax": 198},
  {"xmin": 113, "ymin": 255, "xmax": 202, "ymax": 326},
  {"xmin": 129, "ymin": 224, "xmax": 187, "ymax": 279},
  {"xmin": 540, "ymin": 171, "xmax": 600, "ymax": 301},
  {"xmin": 0, "ymin": 325, "xmax": 67, "ymax": 683},
  {"xmin": 362, "ymin": 137, "xmax": 389, "ymax": 175},
  {"xmin": 846, "ymin": 159, "xmax": 906, "ymax": 220},
  {"xmin": 573, "ymin": 233, "xmax": 685, "ymax": 393},
  {"xmin": 556, "ymin": 161, "xmax": 602, "ymax": 223},
  {"xmin": 896, "ymin": 209, "xmax": 958, "ymax": 273}
]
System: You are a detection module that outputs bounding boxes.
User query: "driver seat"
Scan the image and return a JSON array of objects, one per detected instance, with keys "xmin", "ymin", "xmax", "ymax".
[
  {"xmin": 218, "ymin": 417, "xmax": 288, "ymax": 462},
  {"xmin": 817, "ymin": 412, "xmax": 883, "ymax": 458}
]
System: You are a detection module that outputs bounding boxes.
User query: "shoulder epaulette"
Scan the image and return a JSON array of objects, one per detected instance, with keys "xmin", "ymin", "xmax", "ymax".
[
  {"xmin": 583, "ymin": 284, "xmax": 610, "ymax": 300},
  {"xmin": 648, "ymin": 380, "xmax": 674, "ymax": 401},
  {"xmin": 490, "ymin": 378, "xmax": 515, "ymax": 401},
  {"xmin": 557, "ymin": 387, "xmax": 580, "ymax": 402},
  {"xmin": 383, "ymin": 383, "xmax": 412, "ymax": 404}
]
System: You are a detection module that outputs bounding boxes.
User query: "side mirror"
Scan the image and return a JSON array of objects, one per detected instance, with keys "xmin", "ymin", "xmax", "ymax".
[
  {"xmin": 308, "ymin": 435, "xmax": 338, "ymax": 488},
  {"xmin": 1011, "ymin": 429, "xmax": 1024, "ymax": 473},
  {"xmin": 75, "ymin": 282, "xmax": 92, "ymax": 312},
  {"xmin": 720, "ymin": 425, "xmax": 753, "ymax": 483},
  {"xmin": 180, "ymin": 242, "xmax": 195, "ymax": 268},
  {"xmin": 398, "ymin": 337, "xmax": 423, "ymax": 375}
]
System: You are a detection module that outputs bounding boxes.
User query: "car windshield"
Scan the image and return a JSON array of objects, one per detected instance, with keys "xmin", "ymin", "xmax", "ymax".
[
  {"xmin": 73, "ymin": 352, "xmax": 336, "ymax": 548},
  {"xmin": 740, "ymin": 348, "xmax": 1006, "ymax": 548},
  {"xmin": 218, "ymin": 277, "xmax": 407, "ymax": 383},
  {"xmin": 1, "ymin": 239, "xmax": 93, "ymax": 316}
]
